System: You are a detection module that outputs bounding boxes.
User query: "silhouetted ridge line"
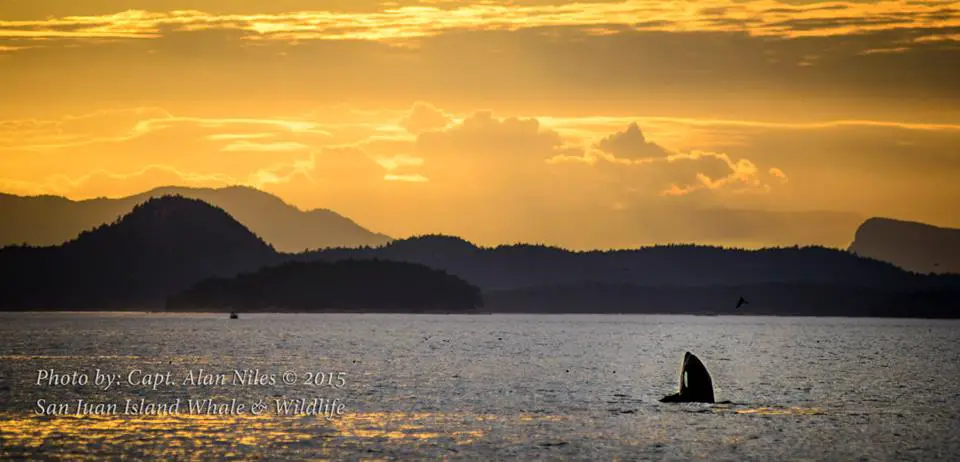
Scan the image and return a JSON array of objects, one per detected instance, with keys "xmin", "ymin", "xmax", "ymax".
[
  {"xmin": 301, "ymin": 235, "xmax": 937, "ymax": 291},
  {"xmin": 3, "ymin": 204, "xmax": 959, "ymax": 317},
  {"xmin": 167, "ymin": 259, "xmax": 483, "ymax": 313}
]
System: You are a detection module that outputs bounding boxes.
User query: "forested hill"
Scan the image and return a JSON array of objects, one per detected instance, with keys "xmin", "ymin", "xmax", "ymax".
[
  {"xmin": 167, "ymin": 259, "xmax": 483, "ymax": 313},
  {"xmin": 300, "ymin": 235, "xmax": 954, "ymax": 292},
  {"xmin": 0, "ymin": 196, "xmax": 282, "ymax": 310},
  {"xmin": 0, "ymin": 197, "xmax": 481, "ymax": 312}
]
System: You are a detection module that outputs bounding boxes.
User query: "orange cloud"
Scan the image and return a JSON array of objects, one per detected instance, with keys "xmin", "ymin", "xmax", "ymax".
[
  {"xmin": 205, "ymin": 133, "xmax": 276, "ymax": 141},
  {"xmin": 385, "ymin": 173, "xmax": 428, "ymax": 182},
  {"xmin": 769, "ymin": 167, "xmax": 789, "ymax": 183},
  {"xmin": 0, "ymin": 45, "xmax": 34, "ymax": 53},
  {"xmin": 4, "ymin": 103, "xmax": 959, "ymax": 241},
  {"xmin": 0, "ymin": 110, "xmax": 336, "ymax": 153},
  {"xmin": 0, "ymin": 1, "xmax": 955, "ymax": 45},
  {"xmin": 0, "ymin": 145, "xmax": 394, "ymax": 199},
  {"xmin": 417, "ymin": 111, "xmax": 564, "ymax": 161},
  {"xmin": 375, "ymin": 154, "xmax": 424, "ymax": 171},
  {"xmin": 0, "ymin": 107, "xmax": 172, "ymax": 151},
  {"xmin": 221, "ymin": 141, "xmax": 310, "ymax": 152},
  {"xmin": 539, "ymin": 115, "xmax": 960, "ymax": 134},
  {"xmin": 577, "ymin": 123, "xmax": 783, "ymax": 197},
  {"xmin": 595, "ymin": 122, "xmax": 670, "ymax": 159},
  {"xmin": 656, "ymin": 154, "xmax": 767, "ymax": 196},
  {"xmin": 399, "ymin": 102, "xmax": 452, "ymax": 134},
  {"xmin": 0, "ymin": 165, "xmax": 237, "ymax": 199}
]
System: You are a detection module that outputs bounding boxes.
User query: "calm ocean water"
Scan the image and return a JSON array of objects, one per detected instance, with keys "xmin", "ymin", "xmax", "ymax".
[{"xmin": 1, "ymin": 313, "xmax": 958, "ymax": 460}]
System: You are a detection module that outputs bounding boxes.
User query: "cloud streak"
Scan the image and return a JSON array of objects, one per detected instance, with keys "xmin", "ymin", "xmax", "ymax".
[
  {"xmin": 0, "ymin": 1, "xmax": 956, "ymax": 46},
  {"xmin": 0, "ymin": 110, "xmax": 333, "ymax": 152},
  {"xmin": 221, "ymin": 141, "xmax": 310, "ymax": 152},
  {"xmin": 1, "ymin": 104, "xmax": 957, "ymax": 223},
  {"xmin": 0, "ymin": 164, "xmax": 238, "ymax": 198}
]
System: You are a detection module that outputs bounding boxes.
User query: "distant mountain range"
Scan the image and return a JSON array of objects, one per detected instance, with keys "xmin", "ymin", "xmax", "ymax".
[
  {"xmin": 3, "ymin": 186, "xmax": 958, "ymax": 277},
  {"xmin": 849, "ymin": 217, "xmax": 960, "ymax": 275},
  {"xmin": 2, "ymin": 195, "xmax": 956, "ymax": 317},
  {"xmin": 0, "ymin": 186, "xmax": 391, "ymax": 252}
]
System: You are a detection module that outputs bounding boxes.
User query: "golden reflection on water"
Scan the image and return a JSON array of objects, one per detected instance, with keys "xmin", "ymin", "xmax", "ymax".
[
  {"xmin": 329, "ymin": 411, "xmax": 503, "ymax": 443},
  {"xmin": 0, "ymin": 411, "xmax": 562, "ymax": 458},
  {"xmin": 1, "ymin": 413, "xmax": 313, "ymax": 457},
  {"xmin": 0, "ymin": 405, "xmax": 825, "ymax": 458},
  {"xmin": 733, "ymin": 407, "xmax": 825, "ymax": 415}
]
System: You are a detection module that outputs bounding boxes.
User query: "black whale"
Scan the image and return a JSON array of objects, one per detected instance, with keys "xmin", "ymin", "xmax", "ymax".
[{"xmin": 659, "ymin": 351, "xmax": 715, "ymax": 403}]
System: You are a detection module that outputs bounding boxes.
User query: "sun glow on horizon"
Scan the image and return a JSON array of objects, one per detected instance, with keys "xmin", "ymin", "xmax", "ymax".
[{"xmin": 0, "ymin": 0, "xmax": 957, "ymax": 248}]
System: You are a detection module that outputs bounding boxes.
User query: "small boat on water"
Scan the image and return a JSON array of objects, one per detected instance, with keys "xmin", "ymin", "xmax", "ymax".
[{"xmin": 229, "ymin": 312, "xmax": 238, "ymax": 319}]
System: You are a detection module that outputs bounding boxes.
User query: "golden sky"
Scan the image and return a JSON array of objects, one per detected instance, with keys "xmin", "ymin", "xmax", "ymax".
[{"xmin": 1, "ymin": 0, "xmax": 958, "ymax": 249}]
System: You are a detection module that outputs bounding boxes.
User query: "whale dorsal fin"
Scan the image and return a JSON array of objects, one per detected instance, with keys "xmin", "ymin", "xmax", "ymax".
[{"xmin": 678, "ymin": 352, "xmax": 715, "ymax": 403}]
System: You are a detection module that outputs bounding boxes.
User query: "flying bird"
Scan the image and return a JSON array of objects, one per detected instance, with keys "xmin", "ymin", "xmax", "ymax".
[{"xmin": 736, "ymin": 296, "xmax": 748, "ymax": 309}]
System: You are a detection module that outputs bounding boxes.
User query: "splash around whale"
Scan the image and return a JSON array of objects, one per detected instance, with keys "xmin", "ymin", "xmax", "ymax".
[{"xmin": 659, "ymin": 351, "xmax": 716, "ymax": 404}]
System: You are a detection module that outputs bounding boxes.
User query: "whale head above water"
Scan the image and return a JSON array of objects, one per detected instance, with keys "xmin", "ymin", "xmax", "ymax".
[{"xmin": 659, "ymin": 351, "xmax": 715, "ymax": 404}]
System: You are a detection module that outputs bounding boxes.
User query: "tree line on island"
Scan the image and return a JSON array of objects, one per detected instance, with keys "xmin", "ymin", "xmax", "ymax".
[
  {"xmin": 167, "ymin": 259, "xmax": 483, "ymax": 313},
  {"xmin": 0, "ymin": 195, "xmax": 958, "ymax": 317}
]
